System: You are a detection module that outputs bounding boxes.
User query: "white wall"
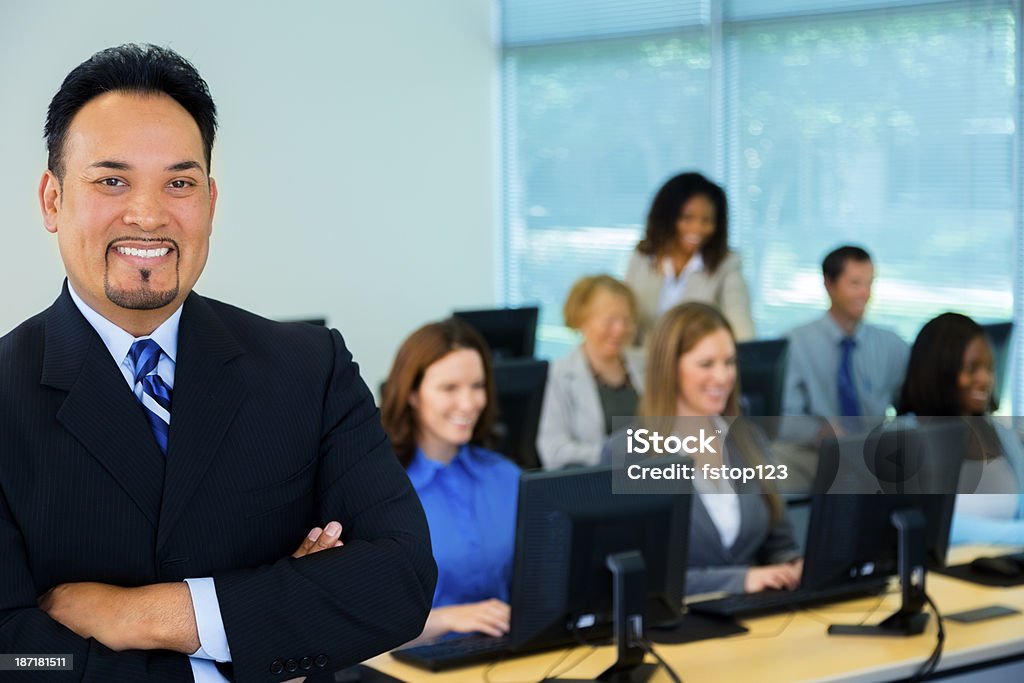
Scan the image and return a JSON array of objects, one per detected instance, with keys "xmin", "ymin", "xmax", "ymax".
[{"xmin": 0, "ymin": 1, "xmax": 498, "ymax": 388}]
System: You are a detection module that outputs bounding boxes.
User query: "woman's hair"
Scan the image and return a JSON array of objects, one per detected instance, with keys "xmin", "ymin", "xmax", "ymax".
[
  {"xmin": 638, "ymin": 302, "xmax": 784, "ymax": 521},
  {"xmin": 637, "ymin": 172, "xmax": 730, "ymax": 274},
  {"xmin": 639, "ymin": 302, "xmax": 741, "ymax": 418},
  {"xmin": 380, "ymin": 317, "xmax": 498, "ymax": 467},
  {"xmin": 563, "ymin": 274, "xmax": 638, "ymax": 330},
  {"xmin": 898, "ymin": 312, "xmax": 998, "ymax": 416}
]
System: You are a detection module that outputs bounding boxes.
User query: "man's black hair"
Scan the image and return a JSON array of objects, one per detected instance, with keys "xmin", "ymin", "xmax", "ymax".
[
  {"xmin": 44, "ymin": 43, "xmax": 217, "ymax": 180},
  {"xmin": 822, "ymin": 244, "xmax": 871, "ymax": 282}
]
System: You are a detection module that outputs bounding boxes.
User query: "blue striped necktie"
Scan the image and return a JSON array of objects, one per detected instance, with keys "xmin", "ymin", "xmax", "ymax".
[{"xmin": 129, "ymin": 338, "xmax": 172, "ymax": 454}]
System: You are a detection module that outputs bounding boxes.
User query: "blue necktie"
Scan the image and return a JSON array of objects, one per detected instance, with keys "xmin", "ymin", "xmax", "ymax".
[
  {"xmin": 129, "ymin": 338, "xmax": 172, "ymax": 454},
  {"xmin": 837, "ymin": 337, "xmax": 860, "ymax": 418}
]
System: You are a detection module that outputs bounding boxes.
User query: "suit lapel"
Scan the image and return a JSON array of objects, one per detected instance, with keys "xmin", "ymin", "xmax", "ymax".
[
  {"xmin": 156, "ymin": 293, "xmax": 246, "ymax": 552},
  {"xmin": 44, "ymin": 285, "xmax": 165, "ymax": 528}
]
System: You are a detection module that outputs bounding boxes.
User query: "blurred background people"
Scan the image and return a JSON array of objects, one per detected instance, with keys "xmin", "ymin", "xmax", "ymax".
[
  {"xmin": 783, "ymin": 245, "xmax": 908, "ymax": 426},
  {"xmin": 606, "ymin": 302, "xmax": 801, "ymax": 595},
  {"xmin": 626, "ymin": 172, "xmax": 755, "ymax": 343},
  {"xmin": 537, "ymin": 275, "xmax": 641, "ymax": 469},
  {"xmin": 898, "ymin": 312, "xmax": 1024, "ymax": 545},
  {"xmin": 381, "ymin": 318, "xmax": 520, "ymax": 641}
]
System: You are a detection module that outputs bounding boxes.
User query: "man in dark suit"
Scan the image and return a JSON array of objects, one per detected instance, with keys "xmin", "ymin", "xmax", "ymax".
[{"xmin": 0, "ymin": 44, "xmax": 436, "ymax": 682}]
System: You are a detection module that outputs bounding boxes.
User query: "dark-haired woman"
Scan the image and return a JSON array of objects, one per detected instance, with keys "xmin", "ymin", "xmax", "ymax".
[
  {"xmin": 625, "ymin": 172, "xmax": 755, "ymax": 342},
  {"xmin": 898, "ymin": 312, "xmax": 1024, "ymax": 545},
  {"xmin": 381, "ymin": 318, "xmax": 520, "ymax": 640}
]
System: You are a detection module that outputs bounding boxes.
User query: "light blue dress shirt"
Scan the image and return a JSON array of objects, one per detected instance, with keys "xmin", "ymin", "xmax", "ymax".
[
  {"xmin": 68, "ymin": 284, "xmax": 230, "ymax": 683},
  {"xmin": 783, "ymin": 313, "xmax": 909, "ymax": 418},
  {"xmin": 406, "ymin": 445, "xmax": 520, "ymax": 608}
]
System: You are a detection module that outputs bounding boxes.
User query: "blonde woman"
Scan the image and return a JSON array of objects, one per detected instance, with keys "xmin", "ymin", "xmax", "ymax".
[{"xmin": 537, "ymin": 275, "xmax": 642, "ymax": 469}]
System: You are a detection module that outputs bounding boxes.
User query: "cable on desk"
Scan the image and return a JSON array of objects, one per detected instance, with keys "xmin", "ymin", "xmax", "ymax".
[
  {"xmin": 735, "ymin": 608, "xmax": 799, "ymax": 640},
  {"xmin": 800, "ymin": 587, "xmax": 892, "ymax": 627},
  {"xmin": 543, "ymin": 625, "xmax": 598, "ymax": 680},
  {"xmin": 636, "ymin": 638, "xmax": 684, "ymax": 683},
  {"xmin": 908, "ymin": 593, "xmax": 945, "ymax": 682}
]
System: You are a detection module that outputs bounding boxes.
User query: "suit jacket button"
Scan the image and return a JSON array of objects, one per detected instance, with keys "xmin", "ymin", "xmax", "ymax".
[
  {"xmin": 314, "ymin": 654, "xmax": 328, "ymax": 668},
  {"xmin": 270, "ymin": 660, "xmax": 284, "ymax": 675},
  {"xmin": 300, "ymin": 657, "xmax": 313, "ymax": 670},
  {"xmin": 285, "ymin": 658, "xmax": 298, "ymax": 673}
]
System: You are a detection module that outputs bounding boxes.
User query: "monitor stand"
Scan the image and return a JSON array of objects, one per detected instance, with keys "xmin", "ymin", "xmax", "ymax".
[
  {"xmin": 828, "ymin": 508, "xmax": 930, "ymax": 637},
  {"xmin": 553, "ymin": 551, "xmax": 659, "ymax": 683}
]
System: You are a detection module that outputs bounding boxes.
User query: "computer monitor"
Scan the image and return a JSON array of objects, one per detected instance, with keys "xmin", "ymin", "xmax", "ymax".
[
  {"xmin": 804, "ymin": 420, "xmax": 963, "ymax": 636},
  {"xmin": 736, "ymin": 338, "xmax": 789, "ymax": 437},
  {"xmin": 281, "ymin": 317, "xmax": 327, "ymax": 326},
  {"xmin": 813, "ymin": 418, "xmax": 970, "ymax": 496},
  {"xmin": 802, "ymin": 494, "xmax": 955, "ymax": 591},
  {"xmin": 453, "ymin": 306, "xmax": 539, "ymax": 359},
  {"xmin": 508, "ymin": 464, "xmax": 691, "ymax": 651},
  {"xmin": 492, "ymin": 358, "xmax": 548, "ymax": 470},
  {"xmin": 979, "ymin": 321, "xmax": 1013, "ymax": 400}
]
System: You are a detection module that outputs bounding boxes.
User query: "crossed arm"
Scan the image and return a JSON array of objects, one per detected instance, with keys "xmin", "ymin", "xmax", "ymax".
[{"xmin": 36, "ymin": 523, "xmax": 346, "ymax": 654}]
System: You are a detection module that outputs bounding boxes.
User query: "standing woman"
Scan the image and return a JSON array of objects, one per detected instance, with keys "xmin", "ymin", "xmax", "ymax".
[
  {"xmin": 609, "ymin": 302, "xmax": 800, "ymax": 595},
  {"xmin": 537, "ymin": 275, "xmax": 642, "ymax": 469},
  {"xmin": 898, "ymin": 312, "xmax": 1024, "ymax": 545},
  {"xmin": 381, "ymin": 318, "xmax": 520, "ymax": 641},
  {"xmin": 626, "ymin": 172, "xmax": 755, "ymax": 342}
]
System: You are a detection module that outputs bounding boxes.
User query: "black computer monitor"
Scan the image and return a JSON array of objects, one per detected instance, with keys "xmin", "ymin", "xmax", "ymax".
[
  {"xmin": 802, "ymin": 493, "xmax": 955, "ymax": 591},
  {"xmin": 453, "ymin": 306, "xmax": 539, "ymax": 359},
  {"xmin": 736, "ymin": 338, "xmax": 789, "ymax": 438},
  {"xmin": 980, "ymin": 321, "xmax": 1013, "ymax": 400},
  {"xmin": 492, "ymin": 358, "xmax": 548, "ymax": 470},
  {"xmin": 813, "ymin": 418, "xmax": 970, "ymax": 496},
  {"xmin": 281, "ymin": 317, "xmax": 327, "ymax": 326},
  {"xmin": 508, "ymin": 465, "xmax": 691, "ymax": 651}
]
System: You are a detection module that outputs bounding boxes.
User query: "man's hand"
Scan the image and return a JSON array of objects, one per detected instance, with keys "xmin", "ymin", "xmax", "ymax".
[
  {"xmin": 38, "ymin": 582, "xmax": 200, "ymax": 653},
  {"xmin": 292, "ymin": 521, "xmax": 344, "ymax": 558},
  {"xmin": 37, "ymin": 523, "xmax": 345, "ymax": 655}
]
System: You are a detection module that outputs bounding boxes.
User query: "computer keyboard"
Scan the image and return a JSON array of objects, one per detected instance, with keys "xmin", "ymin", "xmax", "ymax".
[
  {"xmin": 688, "ymin": 579, "xmax": 888, "ymax": 619},
  {"xmin": 391, "ymin": 633, "xmax": 512, "ymax": 671}
]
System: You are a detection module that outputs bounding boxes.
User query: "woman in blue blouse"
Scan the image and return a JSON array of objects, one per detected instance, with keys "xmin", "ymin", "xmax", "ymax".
[
  {"xmin": 898, "ymin": 312, "xmax": 1024, "ymax": 544},
  {"xmin": 381, "ymin": 317, "xmax": 520, "ymax": 641}
]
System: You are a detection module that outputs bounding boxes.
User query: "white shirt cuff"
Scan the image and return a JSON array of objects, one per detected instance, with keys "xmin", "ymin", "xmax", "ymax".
[
  {"xmin": 189, "ymin": 657, "xmax": 230, "ymax": 683},
  {"xmin": 184, "ymin": 577, "xmax": 232, "ymax": 662}
]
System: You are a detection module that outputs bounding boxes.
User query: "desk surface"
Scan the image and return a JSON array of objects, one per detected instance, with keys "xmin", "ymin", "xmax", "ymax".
[{"xmin": 366, "ymin": 547, "xmax": 1024, "ymax": 682}]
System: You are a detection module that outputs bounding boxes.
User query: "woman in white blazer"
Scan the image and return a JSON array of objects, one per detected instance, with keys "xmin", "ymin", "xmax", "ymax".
[
  {"xmin": 537, "ymin": 275, "xmax": 643, "ymax": 469},
  {"xmin": 626, "ymin": 172, "xmax": 755, "ymax": 342}
]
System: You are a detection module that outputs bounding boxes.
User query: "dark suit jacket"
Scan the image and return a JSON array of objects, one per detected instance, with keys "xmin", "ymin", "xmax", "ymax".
[{"xmin": 0, "ymin": 284, "xmax": 437, "ymax": 682}]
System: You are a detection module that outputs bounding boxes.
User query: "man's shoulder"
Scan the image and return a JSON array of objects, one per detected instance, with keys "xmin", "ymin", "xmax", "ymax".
[
  {"xmin": 858, "ymin": 321, "xmax": 907, "ymax": 349},
  {"xmin": 786, "ymin": 315, "xmax": 827, "ymax": 342},
  {"xmin": 0, "ymin": 308, "xmax": 49, "ymax": 365}
]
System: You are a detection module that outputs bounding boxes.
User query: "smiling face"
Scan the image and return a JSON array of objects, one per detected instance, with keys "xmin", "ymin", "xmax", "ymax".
[
  {"xmin": 39, "ymin": 91, "xmax": 217, "ymax": 335},
  {"xmin": 825, "ymin": 258, "xmax": 873, "ymax": 327},
  {"xmin": 675, "ymin": 194, "xmax": 716, "ymax": 257},
  {"xmin": 579, "ymin": 287, "xmax": 635, "ymax": 363},
  {"xmin": 957, "ymin": 335, "xmax": 995, "ymax": 416},
  {"xmin": 410, "ymin": 348, "xmax": 488, "ymax": 462},
  {"xmin": 676, "ymin": 327, "xmax": 737, "ymax": 416}
]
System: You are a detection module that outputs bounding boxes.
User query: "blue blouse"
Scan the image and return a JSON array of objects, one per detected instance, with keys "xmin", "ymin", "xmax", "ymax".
[{"xmin": 406, "ymin": 444, "xmax": 520, "ymax": 608}]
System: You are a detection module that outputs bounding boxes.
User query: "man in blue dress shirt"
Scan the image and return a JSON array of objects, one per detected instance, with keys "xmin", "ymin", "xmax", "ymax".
[{"xmin": 782, "ymin": 245, "xmax": 909, "ymax": 425}]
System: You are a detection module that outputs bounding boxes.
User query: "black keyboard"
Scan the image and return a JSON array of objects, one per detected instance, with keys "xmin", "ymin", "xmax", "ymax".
[
  {"xmin": 688, "ymin": 580, "xmax": 888, "ymax": 619},
  {"xmin": 391, "ymin": 634, "xmax": 512, "ymax": 671}
]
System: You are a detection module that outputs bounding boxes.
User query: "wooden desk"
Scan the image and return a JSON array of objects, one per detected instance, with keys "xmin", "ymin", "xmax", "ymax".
[{"xmin": 366, "ymin": 547, "xmax": 1024, "ymax": 682}]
